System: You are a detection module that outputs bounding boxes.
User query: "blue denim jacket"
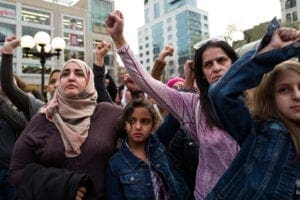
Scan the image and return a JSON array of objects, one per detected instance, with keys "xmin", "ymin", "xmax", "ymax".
[
  {"xmin": 105, "ymin": 134, "xmax": 189, "ymax": 200},
  {"xmin": 207, "ymin": 21, "xmax": 300, "ymax": 199}
]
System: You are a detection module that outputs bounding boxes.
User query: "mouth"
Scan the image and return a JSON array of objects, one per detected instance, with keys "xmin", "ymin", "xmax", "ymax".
[
  {"xmin": 211, "ymin": 75, "xmax": 222, "ymax": 82},
  {"xmin": 290, "ymin": 105, "xmax": 300, "ymax": 111},
  {"xmin": 133, "ymin": 133, "xmax": 143, "ymax": 138}
]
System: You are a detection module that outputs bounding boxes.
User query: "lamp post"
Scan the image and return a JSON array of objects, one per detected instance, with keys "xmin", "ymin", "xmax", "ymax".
[{"xmin": 21, "ymin": 31, "xmax": 65, "ymax": 102}]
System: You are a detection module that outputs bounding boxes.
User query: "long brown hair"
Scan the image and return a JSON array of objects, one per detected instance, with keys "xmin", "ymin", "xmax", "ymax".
[
  {"xmin": 252, "ymin": 60, "xmax": 300, "ymax": 157},
  {"xmin": 194, "ymin": 40, "xmax": 238, "ymax": 130}
]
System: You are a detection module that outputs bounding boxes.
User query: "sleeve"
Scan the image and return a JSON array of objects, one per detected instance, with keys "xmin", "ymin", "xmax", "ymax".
[
  {"xmin": 105, "ymin": 163, "xmax": 125, "ymax": 199},
  {"xmin": 93, "ymin": 64, "xmax": 113, "ymax": 103},
  {"xmin": 0, "ymin": 96, "xmax": 27, "ymax": 131},
  {"xmin": 106, "ymin": 73, "xmax": 118, "ymax": 101},
  {"xmin": 155, "ymin": 113, "xmax": 180, "ymax": 147},
  {"xmin": 209, "ymin": 42, "xmax": 300, "ymax": 144},
  {"xmin": 1, "ymin": 54, "xmax": 30, "ymax": 116},
  {"xmin": 151, "ymin": 59, "xmax": 166, "ymax": 81},
  {"xmin": 117, "ymin": 45, "xmax": 197, "ymax": 128}
]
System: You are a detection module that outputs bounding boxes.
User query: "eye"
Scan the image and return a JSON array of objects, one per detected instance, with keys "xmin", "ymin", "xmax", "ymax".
[
  {"xmin": 276, "ymin": 87, "xmax": 289, "ymax": 93},
  {"xmin": 127, "ymin": 117, "xmax": 136, "ymax": 125},
  {"xmin": 75, "ymin": 70, "xmax": 85, "ymax": 77},
  {"xmin": 216, "ymin": 57, "xmax": 229, "ymax": 65},
  {"xmin": 141, "ymin": 118, "xmax": 152, "ymax": 125},
  {"xmin": 49, "ymin": 79, "xmax": 57, "ymax": 85},
  {"xmin": 61, "ymin": 71, "xmax": 69, "ymax": 77},
  {"xmin": 203, "ymin": 62, "xmax": 212, "ymax": 69}
]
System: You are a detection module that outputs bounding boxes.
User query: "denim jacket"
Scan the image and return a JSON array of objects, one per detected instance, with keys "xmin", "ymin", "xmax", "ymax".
[
  {"xmin": 105, "ymin": 134, "xmax": 189, "ymax": 200},
  {"xmin": 207, "ymin": 20, "xmax": 300, "ymax": 199}
]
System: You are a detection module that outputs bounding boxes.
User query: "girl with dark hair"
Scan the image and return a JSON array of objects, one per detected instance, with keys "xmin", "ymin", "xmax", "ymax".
[
  {"xmin": 105, "ymin": 10, "xmax": 239, "ymax": 199},
  {"xmin": 208, "ymin": 25, "xmax": 300, "ymax": 199},
  {"xmin": 105, "ymin": 98, "xmax": 189, "ymax": 199}
]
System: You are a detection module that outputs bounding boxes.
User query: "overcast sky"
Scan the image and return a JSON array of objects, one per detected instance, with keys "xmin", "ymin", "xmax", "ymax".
[{"xmin": 114, "ymin": 0, "xmax": 281, "ymax": 54}]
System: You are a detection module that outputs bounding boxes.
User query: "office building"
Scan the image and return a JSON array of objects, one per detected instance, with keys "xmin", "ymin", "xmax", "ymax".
[
  {"xmin": 0, "ymin": 0, "xmax": 117, "ymax": 89},
  {"xmin": 138, "ymin": 0, "xmax": 209, "ymax": 79}
]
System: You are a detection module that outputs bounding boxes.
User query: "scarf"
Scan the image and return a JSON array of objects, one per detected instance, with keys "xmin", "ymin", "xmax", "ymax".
[{"xmin": 40, "ymin": 59, "xmax": 98, "ymax": 157}]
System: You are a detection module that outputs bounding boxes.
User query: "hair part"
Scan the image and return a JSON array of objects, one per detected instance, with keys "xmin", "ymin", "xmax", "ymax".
[
  {"xmin": 193, "ymin": 40, "xmax": 238, "ymax": 129},
  {"xmin": 252, "ymin": 60, "xmax": 300, "ymax": 158}
]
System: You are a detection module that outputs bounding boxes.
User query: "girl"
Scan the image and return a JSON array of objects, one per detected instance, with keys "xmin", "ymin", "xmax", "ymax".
[
  {"xmin": 207, "ymin": 27, "xmax": 300, "ymax": 199},
  {"xmin": 105, "ymin": 98, "xmax": 189, "ymax": 199}
]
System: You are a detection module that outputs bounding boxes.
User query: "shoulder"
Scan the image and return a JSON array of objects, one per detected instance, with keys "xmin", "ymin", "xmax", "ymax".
[{"xmin": 256, "ymin": 119, "xmax": 288, "ymax": 133}]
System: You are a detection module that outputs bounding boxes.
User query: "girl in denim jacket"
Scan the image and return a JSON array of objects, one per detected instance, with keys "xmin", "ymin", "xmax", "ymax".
[
  {"xmin": 208, "ymin": 22, "xmax": 300, "ymax": 199},
  {"xmin": 105, "ymin": 98, "xmax": 189, "ymax": 199}
]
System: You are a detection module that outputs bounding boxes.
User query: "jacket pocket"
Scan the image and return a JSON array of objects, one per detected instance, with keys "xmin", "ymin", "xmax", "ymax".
[{"xmin": 120, "ymin": 173, "xmax": 141, "ymax": 199}]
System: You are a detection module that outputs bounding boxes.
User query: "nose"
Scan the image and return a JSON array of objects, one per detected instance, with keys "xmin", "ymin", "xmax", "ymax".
[
  {"xmin": 54, "ymin": 81, "xmax": 58, "ymax": 89},
  {"xmin": 211, "ymin": 61, "xmax": 222, "ymax": 73},
  {"xmin": 134, "ymin": 121, "xmax": 142, "ymax": 130},
  {"xmin": 293, "ymin": 89, "xmax": 300, "ymax": 100}
]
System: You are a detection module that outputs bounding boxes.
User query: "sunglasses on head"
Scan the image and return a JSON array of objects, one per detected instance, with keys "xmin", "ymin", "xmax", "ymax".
[{"xmin": 193, "ymin": 36, "xmax": 227, "ymax": 50}]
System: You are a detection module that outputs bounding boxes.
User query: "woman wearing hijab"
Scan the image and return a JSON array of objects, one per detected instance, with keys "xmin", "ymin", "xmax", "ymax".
[{"xmin": 9, "ymin": 57, "xmax": 123, "ymax": 199}]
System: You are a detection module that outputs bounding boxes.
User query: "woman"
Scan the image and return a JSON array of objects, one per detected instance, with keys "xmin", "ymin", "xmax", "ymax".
[
  {"xmin": 8, "ymin": 44, "xmax": 123, "ymax": 199},
  {"xmin": 105, "ymin": 10, "xmax": 239, "ymax": 199}
]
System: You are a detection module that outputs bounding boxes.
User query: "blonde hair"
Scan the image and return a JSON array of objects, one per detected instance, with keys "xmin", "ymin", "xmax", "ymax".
[{"xmin": 252, "ymin": 60, "xmax": 300, "ymax": 157}]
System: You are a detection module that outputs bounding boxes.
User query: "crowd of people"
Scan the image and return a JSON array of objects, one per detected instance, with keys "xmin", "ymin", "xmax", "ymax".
[{"xmin": 0, "ymin": 9, "xmax": 300, "ymax": 200}]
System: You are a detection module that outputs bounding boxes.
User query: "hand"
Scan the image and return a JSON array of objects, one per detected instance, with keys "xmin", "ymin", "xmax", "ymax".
[
  {"xmin": 105, "ymin": 10, "xmax": 127, "ymax": 49},
  {"xmin": 75, "ymin": 186, "xmax": 86, "ymax": 200},
  {"xmin": 1, "ymin": 35, "xmax": 20, "ymax": 54},
  {"xmin": 124, "ymin": 74, "xmax": 140, "ymax": 92},
  {"xmin": 258, "ymin": 28, "xmax": 300, "ymax": 54},
  {"xmin": 183, "ymin": 60, "xmax": 195, "ymax": 90},
  {"xmin": 157, "ymin": 45, "xmax": 174, "ymax": 61},
  {"xmin": 94, "ymin": 40, "xmax": 111, "ymax": 67}
]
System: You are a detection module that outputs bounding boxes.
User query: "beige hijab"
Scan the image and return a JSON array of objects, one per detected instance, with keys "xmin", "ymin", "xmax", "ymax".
[{"xmin": 40, "ymin": 59, "xmax": 98, "ymax": 157}]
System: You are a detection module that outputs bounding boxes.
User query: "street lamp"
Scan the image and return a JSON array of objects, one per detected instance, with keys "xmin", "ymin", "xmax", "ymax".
[{"xmin": 21, "ymin": 31, "xmax": 65, "ymax": 102}]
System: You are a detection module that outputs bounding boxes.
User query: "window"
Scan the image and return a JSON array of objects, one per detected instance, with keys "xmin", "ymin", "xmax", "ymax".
[
  {"xmin": 145, "ymin": 43, "xmax": 149, "ymax": 48},
  {"xmin": 146, "ymin": 51, "xmax": 149, "ymax": 55},
  {"xmin": 167, "ymin": 17, "xmax": 171, "ymax": 23},
  {"xmin": 22, "ymin": 63, "xmax": 51, "ymax": 74},
  {"xmin": 63, "ymin": 16, "xmax": 84, "ymax": 31},
  {"xmin": 167, "ymin": 26, "xmax": 172, "ymax": 31},
  {"xmin": 63, "ymin": 33, "xmax": 84, "ymax": 47},
  {"xmin": 22, "ymin": 7, "xmax": 51, "ymax": 25},
  {"xmin": 139, "ymin": 53, "xmax": 143, "ymax": 57},
  {"xmin": 286, "ymin": 13, "xmax": 292, "ymax": 21},
  {"xmin": 168, "ymin": 34, "xmax": 172, "ymax": 40},
  {"xmin": 139, "ymin": 45, "xmax": 143, "ymax": 50},
  {"xmin": 64, "ymin": 49, "xmax": 84, "ymax": 61},
  {"xmin": 286, "ymin": 0, "xmax": 296, "ymax": 9},
  {"xmin": 293, "ymin": 11, "xmax": 298, "ymax": 21},
  {"xmin": 154, "ymin": 3, "xmax": 160, "ymax": 19}
]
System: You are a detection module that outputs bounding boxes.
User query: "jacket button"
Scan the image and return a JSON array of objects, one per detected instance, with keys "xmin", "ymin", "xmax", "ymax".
[
  {"xmin": 156, "ymin": 163, "xmax": 160, "ymax": 168},
  {"xmin": 130, "ymin": 176, "xmax": 135, "ymax": 181},
  {"xmin": 188, "ymin": 142, "xmax": 193, "ymax": 146}
]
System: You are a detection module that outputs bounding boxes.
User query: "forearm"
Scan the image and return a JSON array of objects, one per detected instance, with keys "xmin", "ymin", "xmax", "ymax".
[
  {"xmin": 1, "ymin": 54, "xmax": 30, "ymax": 114},
  {"xmin": 151, "ymin": 59, "xmax": 166, "ymax": 81},
  {"xmin": 93, "ymin": 64, "xmax": 113, "ymax": 103},
  {"xmin": 117, "ymin": 45, "xmax": 195, "ymax": 122}
]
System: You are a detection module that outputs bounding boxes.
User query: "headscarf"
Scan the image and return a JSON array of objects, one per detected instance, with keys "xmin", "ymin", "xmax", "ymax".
[{"xmin": 40, "ymin": 59, "xmax": 98, "ymax": 157}]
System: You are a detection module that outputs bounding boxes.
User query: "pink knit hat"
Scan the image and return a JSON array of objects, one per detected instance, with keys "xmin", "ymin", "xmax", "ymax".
[{"xmin": 166, "ymin": 77, "xmax": 184, "ymax": 88}]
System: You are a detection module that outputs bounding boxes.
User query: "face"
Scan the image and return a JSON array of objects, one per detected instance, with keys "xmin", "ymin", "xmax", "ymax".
[
  {"xmin": 60, "ymin": 62, "xmax": 87, "ymax": 97},
  {"xmin": 275, "ymin": 69, "xmax": 300, "ymax": 123},
  {"xmin": 201, "ymin": 47, "xmax": 232, "ymax": 84},
  {"xmin": 126, "ymin": 107, "xmax": 154, "ymax": 146},
  {"xmin": 172, "ymin": 81, "xmax": 184, "ymax": 90},
  {"xmin": 48, "ymin": 71, "xmax": 60, "ymax": 97}
]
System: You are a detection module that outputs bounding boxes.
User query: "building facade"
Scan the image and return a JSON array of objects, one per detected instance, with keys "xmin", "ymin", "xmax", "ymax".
[
  {"xmin": 0, "ymin": 0, "xmax": 117, "ymax": 90},
  {"xmin": 138, "ymin": 0, "xmax": 209, "ymax": 79},
  {"xmin": 280, "ymin": 0, "xmax": 300, "ymax": 26}
]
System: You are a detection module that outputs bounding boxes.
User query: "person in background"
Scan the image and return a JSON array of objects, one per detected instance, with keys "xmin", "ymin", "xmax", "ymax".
[
  {"xmin": 207, "ymin": 22, "xmax": 300, "ymax": 199},
  {"xmin": 0, "ymin": 89, "xmax": 27, "ymax": 200},
  {"xmin": 105, "ymin": 10, "xmax": 239, "ymax": 199},
  {"xmin": 9, "ymin": 56, "xmax": 123, "ymax": 199},
  {"xmin": 105, "ymin": 98, "xmax": 189, "ymax": 199}
]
